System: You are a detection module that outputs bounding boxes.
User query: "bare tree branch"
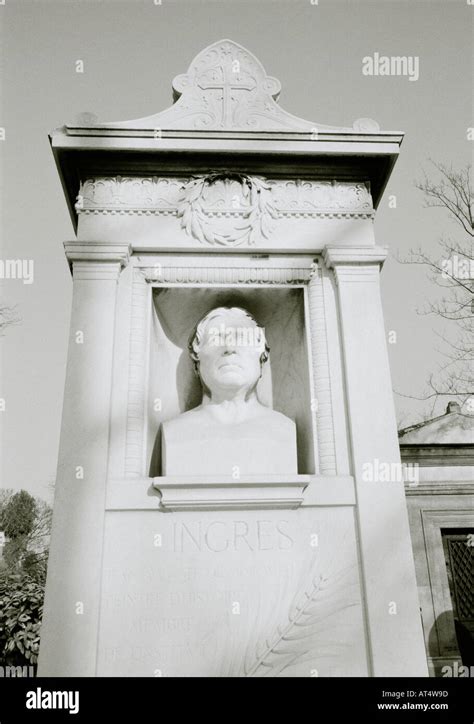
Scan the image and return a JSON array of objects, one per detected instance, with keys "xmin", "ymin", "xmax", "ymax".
[
  {"xmin": 0, "ymin": 304, "xmax": 20, "ymax": 336},
  {"xmin": 398, "ymin": 162, "xmax": 473, "ymax": 404}
]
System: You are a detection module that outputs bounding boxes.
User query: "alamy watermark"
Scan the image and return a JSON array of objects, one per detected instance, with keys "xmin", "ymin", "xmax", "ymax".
[
  {"xmin": 0, "ymin": 259, "xmax": 34, "ymax": 284},
  {"xmin": 441, "ymin": 255, "xmax": 474, "ymax": 280},
  {"xmin": 362, "ymin": 459, "xmax": 419, "ymax": 485},
  {"xmin": 362, "ymin": 53, "xmax": 419, "ymax": 82},
  {"xmin": 208, "ymin": 324, "xmax": 265, "ymax": 349},
  {"xmin": 0, "ymin": 665, "xmax": 35, "ymax": 677},
  {"xmin": 441, "ymin": 662, "xmax": 473, "ymax": 677}
]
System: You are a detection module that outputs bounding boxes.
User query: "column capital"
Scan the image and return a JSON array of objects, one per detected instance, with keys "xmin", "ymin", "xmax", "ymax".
[
  {"xmin": 323, "ymin": 245, "xmax": 388, "ymax": 268},
  {"xmin": 63, "ymin": 241, "xmax": 132, "ymax": 278},
  {"xmin": 322, "ymin": 246, "xmax": 388, "ymax": 285}
]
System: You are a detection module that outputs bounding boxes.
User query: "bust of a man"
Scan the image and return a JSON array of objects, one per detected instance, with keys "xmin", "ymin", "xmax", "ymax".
[{"xmin": 161, "ymin": 306, "xmax": 298, "ymax": 476}]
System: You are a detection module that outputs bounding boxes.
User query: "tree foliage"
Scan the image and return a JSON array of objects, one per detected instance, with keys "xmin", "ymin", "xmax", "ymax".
[
  {"xmin": 0, "ymin": 490, "xmax": 52, "ymax": 671},
  {"xmin": 1, "ymin": 490, "xmax": 36, "ymax": 539},
  {"xmin": 0, "ymin": 490, "xmax": 51, "ymax": 582},
  {"xmin": 0, "ymin": 573, "xmax": 43, "ymax": 667}
]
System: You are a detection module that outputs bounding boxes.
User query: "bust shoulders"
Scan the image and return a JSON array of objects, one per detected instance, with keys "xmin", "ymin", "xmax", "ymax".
[
  {"xmin": 162, "ymin": 403, "xmax": 295, "ymax": 435},
  {"xmin": 161, "ymin": 402, "xmax": 298, "ymax": 476}
]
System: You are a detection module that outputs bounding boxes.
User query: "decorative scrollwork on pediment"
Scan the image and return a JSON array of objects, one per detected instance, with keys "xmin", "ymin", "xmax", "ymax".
[
  {"xmin": 164, "ymin": 39, "xmax": 317, "ymax": 132},
  {"xmin": 67, "ymin": 40, "xmax": 382, "ymax": 135}
]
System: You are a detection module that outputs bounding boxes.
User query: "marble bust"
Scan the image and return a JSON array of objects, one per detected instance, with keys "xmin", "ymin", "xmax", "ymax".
[{"xmin": 161, "ymin": 306, "xmax": 298, "ymax": 476}]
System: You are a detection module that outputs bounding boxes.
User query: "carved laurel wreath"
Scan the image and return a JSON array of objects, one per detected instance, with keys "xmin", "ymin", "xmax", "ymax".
[{"xmin": 177, "ymin": 172, "xmax": 278, "ymax": 246}]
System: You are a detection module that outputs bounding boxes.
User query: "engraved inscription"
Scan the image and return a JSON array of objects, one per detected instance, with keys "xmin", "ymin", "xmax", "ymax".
[{"xmin": 172, "ymin": 519, "xmax": 293, "ymax": 552}]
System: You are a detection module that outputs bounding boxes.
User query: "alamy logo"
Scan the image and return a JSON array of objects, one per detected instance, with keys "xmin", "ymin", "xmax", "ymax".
[
  {"xmin": 26, "ymin": 688, "xmax": 79, "ymax": 715},
  {"xmin": 361, "ymin": 459, "xmax": 419, "ymax": 484},
  {"xmin": 0, "ymin": 258, "xmax": 34, "ymax": 284},
  {"xmin": 208, "ymin": 324, "xmax": 265, "ymax": 349},
  {"xmin": 362, "ymin": 53, "xmax": 419, "ymax": 81},
  {"xmin": 441, "ymin": 255, "xmax": 474, "ymax": 280},
  {"xmin": 0, "ymin": 665, "xmax": 35, "ymax": 677},
  {"xmin": 441, "ymin": 662, "xmax": 473, "ymax": 677}
]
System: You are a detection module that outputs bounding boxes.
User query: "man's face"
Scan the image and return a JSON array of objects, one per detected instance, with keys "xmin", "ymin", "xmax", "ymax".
[{"xmin": 197, "ymin": 311, "xmax": 264, "ymax": 397}]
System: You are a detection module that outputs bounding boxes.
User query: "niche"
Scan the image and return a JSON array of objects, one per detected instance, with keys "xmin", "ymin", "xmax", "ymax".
[{"xmin": 147, "ymin": 286, "xmax": 315, "ymax": 476}]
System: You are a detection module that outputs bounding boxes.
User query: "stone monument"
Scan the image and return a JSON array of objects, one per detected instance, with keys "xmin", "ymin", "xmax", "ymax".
[{"xmin": 38, "ymin": 39, "xmax": 428, "ymax": 677}]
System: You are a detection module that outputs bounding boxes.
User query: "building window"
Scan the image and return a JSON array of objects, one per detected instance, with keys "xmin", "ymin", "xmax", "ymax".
[{"xmin": 442, "ymin": 529, "xmax": 474, "ymax": 666}]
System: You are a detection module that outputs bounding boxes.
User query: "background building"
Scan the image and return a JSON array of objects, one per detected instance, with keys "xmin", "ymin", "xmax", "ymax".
[{"xmin": 401, "ymin": 403, "xmax": 474, "ymax": 676}]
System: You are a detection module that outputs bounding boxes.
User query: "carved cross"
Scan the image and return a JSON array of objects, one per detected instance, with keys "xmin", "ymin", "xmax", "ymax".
[{"xmin": 198, "ymin": 63, "xmax": 255, "ymax": 128}]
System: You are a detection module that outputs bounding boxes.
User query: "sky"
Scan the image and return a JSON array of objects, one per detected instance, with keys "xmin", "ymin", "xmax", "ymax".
[{"xmin": 0, "ymin": 0, "xmax": 472, "ymax": 502}]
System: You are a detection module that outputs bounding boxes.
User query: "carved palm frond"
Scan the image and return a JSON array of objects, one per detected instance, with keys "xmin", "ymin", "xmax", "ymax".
[{"xmin": 242, "ymin": 568, "xmax": 358, "ymax": 677}]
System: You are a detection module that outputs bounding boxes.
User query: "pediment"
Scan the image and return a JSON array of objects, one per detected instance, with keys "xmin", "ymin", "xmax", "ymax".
[{"xmin": 68, "ymin": 39, "xmax": 376, "ymax": 134}]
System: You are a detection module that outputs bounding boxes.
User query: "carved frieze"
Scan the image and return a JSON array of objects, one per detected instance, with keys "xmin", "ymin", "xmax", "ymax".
[
  {"xmin": 77, "ymin": 174, "xmax": 374, "ymax": 247},
  {"xmin": 137, "ymin": 264, "xmax": 313, "ymax": 285}
]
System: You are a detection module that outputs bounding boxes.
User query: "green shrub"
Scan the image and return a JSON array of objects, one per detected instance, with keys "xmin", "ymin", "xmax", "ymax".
[{"xmin": 0, "ymin": 572, "xmax": 44, "ymax": 669}]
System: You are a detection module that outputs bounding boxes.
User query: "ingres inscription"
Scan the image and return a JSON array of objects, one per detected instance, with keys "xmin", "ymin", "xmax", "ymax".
[{"xmin": 173, "ymin": 519, "xmax": 293, "ymax": 553}]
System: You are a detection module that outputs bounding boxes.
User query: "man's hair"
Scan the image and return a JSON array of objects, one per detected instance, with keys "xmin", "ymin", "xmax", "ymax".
[{"xmin": 188, "ymin": 306, "xmax": 270, "ymax": 373}]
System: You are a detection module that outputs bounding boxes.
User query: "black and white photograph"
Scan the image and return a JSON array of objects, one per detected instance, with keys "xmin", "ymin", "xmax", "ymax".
[{"xmin": 0, "ymin": 0, "xmax": 472, "ymax": 718}]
